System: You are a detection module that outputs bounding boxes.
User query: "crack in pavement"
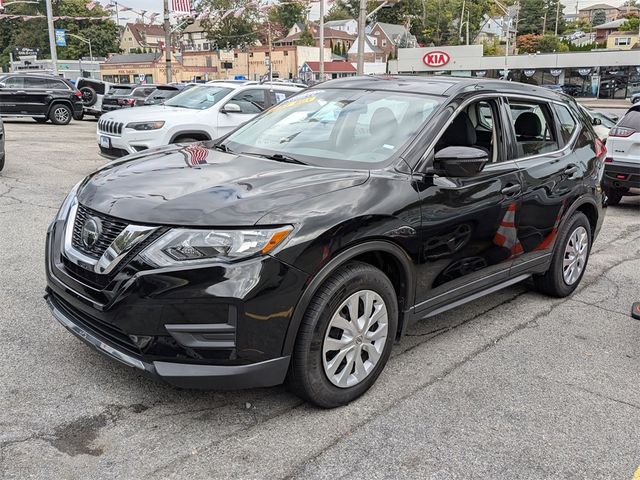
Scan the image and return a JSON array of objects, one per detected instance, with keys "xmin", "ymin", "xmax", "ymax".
[{"xmin": 536, "ymin": 375, "xmax": 640, "ymax": 411}]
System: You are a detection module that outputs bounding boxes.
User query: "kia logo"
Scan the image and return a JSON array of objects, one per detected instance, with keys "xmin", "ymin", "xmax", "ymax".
[{"xmin": 423, "ymin": 51, "xmax": 450, "ymax": 68}]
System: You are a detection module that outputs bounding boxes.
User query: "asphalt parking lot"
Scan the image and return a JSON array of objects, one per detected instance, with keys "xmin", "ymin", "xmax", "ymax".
[{"xmin": 1, "ymin": 118, "xmax": 639, "ymax": 480}]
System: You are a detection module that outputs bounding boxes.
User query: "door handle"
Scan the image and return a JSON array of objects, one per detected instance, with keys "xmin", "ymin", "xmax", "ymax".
[
  {"xmin": 501, "ymin": 183, "xmax": 521, "ymax": 196},
  {"xmin": 564, "ymin": 165, "xmax": 579, "ymax": 177}
]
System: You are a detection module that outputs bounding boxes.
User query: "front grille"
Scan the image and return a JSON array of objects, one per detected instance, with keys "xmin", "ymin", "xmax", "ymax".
[
  {"xmin": 98, "ymin": 118, "xmax": 124, "ymax": 136},
  {"xmin": 99, "ymin": 145, "xmax": 129, "ymax": 158},
  {"xmin": 52, "ymin": 292, "xmax": 141, "ymax": 356},
  {"xmin": 62, "ymin": 256, "xmax": 112, "ymax": 289},
  {"xmin": 72, "ymin": 204, "xmax": 128, "ymax": 259}
]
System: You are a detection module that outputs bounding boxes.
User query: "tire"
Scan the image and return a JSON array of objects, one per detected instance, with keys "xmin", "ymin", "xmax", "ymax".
[
  {"xmin": 49, "ymin": 104, "xmax": 72, "ymax": 125},
  {"xmin": 80, "ymin": 86, "xmax": 97, "ymax": 107},
  {"xmin": 287, "ymin": 261, "xmax": 398, "ymax": 408},
  {"xmin": 533, "ymin": 212, "xmax": 592, "ymax": 298},
  {"xmin": 33, "ymin": 117, "xmax": 48, "ymax": 123},
  {"xmin": 605, "ymin": 187, "xmax": 623, "ymax": 206},
  {"xmin": 0, "ymin": 154, "xmax": 4, "ymax": 172},
  {"xmin": 173, "ymin": 136, "xmax": 199, "ymax": 144}
]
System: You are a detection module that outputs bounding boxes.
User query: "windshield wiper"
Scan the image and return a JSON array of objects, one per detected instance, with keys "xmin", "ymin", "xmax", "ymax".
[
  {"xmin": 212, "ymin": 142, "xmax": 233, "ymax": 153},
  {"xmin": 251, "ymin": 153, "xmax": 306, "ymax": 165}
]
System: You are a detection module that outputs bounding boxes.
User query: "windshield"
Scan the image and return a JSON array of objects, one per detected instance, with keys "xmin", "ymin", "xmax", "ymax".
[
  {"xmin": 224, "ymin": 89, "xmax": 441, "ymax": 167},
  {"xmin": 164, "ymin": 85, "xmax": 232, "ymax": 110}
]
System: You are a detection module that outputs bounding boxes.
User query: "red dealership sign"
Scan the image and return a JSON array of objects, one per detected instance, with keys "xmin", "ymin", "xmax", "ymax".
[{"xmin": 422, "ymin": 51, "xmax": 451, "ymax": 68}]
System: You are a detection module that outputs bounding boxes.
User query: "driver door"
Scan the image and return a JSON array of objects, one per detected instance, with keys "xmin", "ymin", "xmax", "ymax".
[
  {"xmin": 217, "ymin": 88, "xmax": 267, "ymax": 137},
  {"xmin": 413, "ymin": 97, "xmax": 525, "ymax": 315}
]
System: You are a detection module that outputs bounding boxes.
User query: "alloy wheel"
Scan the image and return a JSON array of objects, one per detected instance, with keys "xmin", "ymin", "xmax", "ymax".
[
  {"xmin": 562, "ymin": 226, "xmax": 589, "ymax": 285},
  {"xmin": 54, "ymin": 107, "xmax": 69, "ymax": 123},
  {"xmin": 322, "ymin": 289, "xmax": 389, "ymax": 388}
]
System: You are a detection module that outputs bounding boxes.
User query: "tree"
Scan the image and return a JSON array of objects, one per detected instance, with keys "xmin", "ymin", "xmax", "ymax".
[
  {"xmin": 592, "ymin": 9, "xmax": 607, "ymax": 26},
  {"xmin": 199, "ymin": 0, "xmax": 261, "ymax": 49},
  {"xmin": 620, "ymin": 17, "xmax": 640, "ymax": 31},
  {"xmin": 516, "ymin": 33, "xmax": 566, "ymax": 53},
  {"xmin": 298, "ymin": 25, "xmax": 316, "ymax": 46},
  {"xmin": 0, "ymin": 0, "xmax": 119, "ymax": 68},
  {"xmin": 268, "ymin": 0, "xmax": 308, "ymax": 32}
]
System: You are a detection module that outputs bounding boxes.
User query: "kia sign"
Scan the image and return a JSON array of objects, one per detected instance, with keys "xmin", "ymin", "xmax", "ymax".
[{"xmin": 422, "ymin": 51, "xmax": 450, "ymax": 68}]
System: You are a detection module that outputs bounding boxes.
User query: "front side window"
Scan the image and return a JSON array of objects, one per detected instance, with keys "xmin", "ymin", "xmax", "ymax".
[
  {"xmin": 228, "ymin": 89, "xmax": 267, "ymax": 113},
  {"xmin": 164, "ymin": 86, "xmax": 232, "ymax": 110},
  {"xmin": 508, "ymin": 100, "xmax": 559, "ymax": 158},
  {"xmin": 224, "ymin": 88, "xmax": 441, "ymax": 168}
]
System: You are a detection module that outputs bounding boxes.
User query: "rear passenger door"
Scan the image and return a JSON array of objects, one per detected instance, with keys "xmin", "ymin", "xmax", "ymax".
[
  {"xmin": 507, "ymin": 97, "xmax": 585, "ymax": 275},
  {"xmin": 23, "ymin": 77, "xmax": 52, "ymax": 116}
]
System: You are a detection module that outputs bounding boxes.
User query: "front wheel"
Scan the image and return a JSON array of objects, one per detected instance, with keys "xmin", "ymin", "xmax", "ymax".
[
  {"xmin": 49, "ymin": 105, "xmax": 72, "ymax": 125},
  {"xmin": 533, "ymin": 212, "xmax": 592, "ymax": 297},
  {"xmin": 287, "ymin": 262, "xmax": 398, "ymax": 408}
]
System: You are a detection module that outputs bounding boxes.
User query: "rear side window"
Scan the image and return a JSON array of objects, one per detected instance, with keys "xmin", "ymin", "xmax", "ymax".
[
  {"xmin": 508, "ymin": 100, "xmax": 559, "ymax": 158},
  {"xmin": 618, "ymin": 110, "xmax": 640, "ymax": 130},
  {"xmin": 552, "ymin": 104, "xmax": 577, "ymax": 144}
]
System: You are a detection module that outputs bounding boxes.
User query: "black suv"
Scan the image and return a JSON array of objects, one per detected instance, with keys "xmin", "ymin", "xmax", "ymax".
[
  {"xmin": 45, "ymin": 77, "xmax": 607, "ymax": 407},
  {"xmin": 0, "ymin": 73, "xmax": 83, "ymax": 125},
  {"xmin": 101, "ymin": 84, "xmax": 158, "ymax": 112}
]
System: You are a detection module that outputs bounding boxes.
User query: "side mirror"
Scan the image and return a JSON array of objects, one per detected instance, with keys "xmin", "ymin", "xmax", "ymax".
[
  {"xmin": 434, "ymin": 146, "xmax": 489, "ymax": 177},
  {"xmin": 222, "ymin": 102, "xmax": 242, "ymax": 113},
  {"xmin": 0, "ymin": 82, "xmax": 5, "ymax": 89},
  {"xmin": 592, "ymin": 117, "xmax": 602, "ymax": 126}
]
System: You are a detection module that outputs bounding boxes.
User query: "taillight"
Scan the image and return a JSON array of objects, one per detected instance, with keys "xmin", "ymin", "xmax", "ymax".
[
  {"xmin": 595, "ymin": 138, "xmax": 607, "ymax": 160},
  {"xmin": 609, "ymin": 126, "xmax": 635, "ymax": 137},
  {"xmin": 604, "ymin": 157, "xmax": 613, "ymax": 163},
  {"xmin": 74, "ymin": 91, "xmax": 82, "ymax": 97}
]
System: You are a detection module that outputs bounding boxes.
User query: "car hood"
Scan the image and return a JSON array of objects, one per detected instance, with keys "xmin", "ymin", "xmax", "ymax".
[
  {"xmin": 101, "ymin": 105, "xmax": 200, "ymax": 123},
  {"xmin": 77, "ymin": 144, "xmax": 369, "ymax": 226}
]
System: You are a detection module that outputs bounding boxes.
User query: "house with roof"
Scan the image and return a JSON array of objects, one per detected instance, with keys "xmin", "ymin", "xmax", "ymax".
[
  {"xmin": 299, "ymin": 61, "xmax": 357, "ymax": 82},
  {"xmin": 346, "ymin": 35, "xmax": 386, "ymax": 63},
  {"xmin": 366, "ymin": 22, "xmax": 417, "ymax": 58},
  {"xmin": 605, "ymin": 30, "xmax": 639, "ymax": 50},
  {"xmin": 594, "ymin": 18, "xmax": 627, "ymax": 43},
  {"xmin": 578, "ymin": 3, "xmax": 620, "ymax": 23},
  {"xmin": 274, "ymin": 26, "xmax": 356, "ymax": 53},
  {"xmin": 474, "ymin": 15, "xmax": 515, "ymax": 45},
  {"xmin": 180, "ymin": 20, "xmax": 212, "ymax": 52},
  {"xmin": 324, "ymin": 19, "xmax": 358, "ymax": 36},
  {"xmin": 119, "ymin": 23, "xmax": 167, "ymax": 53}
]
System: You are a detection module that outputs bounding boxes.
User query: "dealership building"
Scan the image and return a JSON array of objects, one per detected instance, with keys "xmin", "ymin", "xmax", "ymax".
[{"xmin": 389, "ymin": 45, "xmax": 640, "ymax": 99}]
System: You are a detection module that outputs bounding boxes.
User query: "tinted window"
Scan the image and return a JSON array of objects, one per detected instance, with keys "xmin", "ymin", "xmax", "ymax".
[
  {"xmin": 229, "ymin": 89, "xmax": 267, "ymax": 113},
  {"xmin": 109, "ymin": 86, "xmax": 133, "ymax": 96},
  {"xmin": 553, "ymin": 104, "xmax": 577, "ymax": 144},
  {"xmin": 24, "ymin": 77, "xmax": 49, "ymax": 89},
  {"xmin": 619, "ymin": 110, "xmax": 640, "ymax": 130},
  {"xmin": 4, "ymin": 76, "xmax": 25, "ymax": 88},
  {"xmin": 508, "ymin": 101, "xmax": 559, "ymax": 158}
]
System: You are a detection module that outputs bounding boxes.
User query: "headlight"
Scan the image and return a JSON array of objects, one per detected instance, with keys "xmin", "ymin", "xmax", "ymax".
[
  {"xmin": 139, "ymin": 226, "xmax": 293, "ymax": 267},
  {"xmin": 125, "ymin": 121, "xmax": 165, "ymax": 131},
  {"xmin": 55, "ymin": 181, "xmax": 82, "ymax": 221}
]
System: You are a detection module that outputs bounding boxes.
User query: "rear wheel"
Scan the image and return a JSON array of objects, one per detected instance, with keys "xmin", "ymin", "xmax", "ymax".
[
  {"xmin": 287, "ymin": 262, "xmax": 398, "ymax": 408},
  {"xmin": 534, "ymin": 212, "xmax": 591, "ymax": 297},
  {"xmin": 49, "ymin": 105, "xmax": 72, "ymax": 125},
  {"xmin": 605, "ymin": 187, "xmax": 623, "ymax": 206}
]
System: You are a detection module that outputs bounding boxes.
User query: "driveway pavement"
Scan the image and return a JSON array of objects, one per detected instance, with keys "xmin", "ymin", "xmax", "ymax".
[{"xmin": 1, "ymin": 119, "xmax": 639, "ymax": 480}]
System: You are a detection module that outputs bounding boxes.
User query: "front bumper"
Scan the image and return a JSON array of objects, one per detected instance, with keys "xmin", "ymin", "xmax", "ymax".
[
  {"xmin": 46, "ymin": 293, "xmax": 291, "ymax": 389},
  {"xmin": 97, "ymin": 129, "xmax": 163, "ymax": 159},
  {"xmin": 46, "ymin": 216, "xmax": 308, "ymax": 390}
]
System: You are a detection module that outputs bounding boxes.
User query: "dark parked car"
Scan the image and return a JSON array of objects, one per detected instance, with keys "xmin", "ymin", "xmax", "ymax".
[
  {"xmin": 0, "ymin": 73, "xmax": 83, "ymax": 125},
  {"xmin": 143, "ymin": 84, "xmax": 193, "ymax": 105},
  {"xmin": 101, "ymin": 84, "xmax": 158, "ymax": 112},
  {"xmin": 45, "ymin": 77, "xmax": 607, "ymax": 407},
  {"xmin": 0, "ymin": 117, "xmax": 5, "ymax": 171}
]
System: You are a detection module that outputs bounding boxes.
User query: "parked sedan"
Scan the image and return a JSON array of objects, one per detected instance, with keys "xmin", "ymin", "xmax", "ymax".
[
  {"xmin": 50, "ymin": 76, "xmax": 606, "ymax": 407},
  {"xmin": 101, "ymin": 84, "xmax": 158, "ymax": 113}
]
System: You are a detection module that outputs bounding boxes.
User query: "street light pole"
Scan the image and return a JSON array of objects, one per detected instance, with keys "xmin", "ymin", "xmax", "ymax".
[
  {"xmin": 68, "ymin": 33, "xmax": 93, "ymax": 62},
  {"xmin": 319, "ymin": 0, "xmax": 325, "ymax": 81},
  {"xmin": 45, "ymin": 0, "xmax": 58, "ymax": 75},
  {"xmin": 163, "ymin": 0, "xmax": 172, "ymax": 83}
]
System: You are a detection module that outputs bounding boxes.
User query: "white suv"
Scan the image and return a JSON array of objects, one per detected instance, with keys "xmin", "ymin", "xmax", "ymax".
[
  {"xmin": 96, "ymin": 82, "xmax": 302, "ymax": 158},
  {"xmin": 604, "ymin": 105, "xmax": 640, "ymax": 205}
]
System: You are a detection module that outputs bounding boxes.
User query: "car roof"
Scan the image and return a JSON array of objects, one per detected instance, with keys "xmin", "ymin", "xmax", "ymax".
[
  {"xmin": 201, "ymin": 82, "xmax": 302, "ymax": 91},
  {"xmin": 313, "ymin": 75, "xmax": 568, "ymax": 101}
]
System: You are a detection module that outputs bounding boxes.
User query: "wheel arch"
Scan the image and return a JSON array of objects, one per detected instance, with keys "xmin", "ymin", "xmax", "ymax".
[
  {"xmin": 46, "ymin": 99, "xmax": 73, "ymax": 116},
  {"xmin": 169, "ymin": 130, "xmax": 212, "ymax": 143},
  {"xmin": 281, "ymin": 240, "xmax": 415, "ymax": 357},
  {"xmin": 564, "ymin": 195, "xmax": 599, "ymax": 238}
]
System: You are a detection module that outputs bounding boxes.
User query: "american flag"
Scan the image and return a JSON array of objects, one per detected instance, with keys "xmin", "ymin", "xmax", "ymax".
[
  {"xmin": 85, "ymin": 1, "xmax": 97, "ymax": 11},
  {"xmin": 171, "ymin": 0, "xmax": 191, "ymax": 13},
  {"xmin": 183, "ymin": 144, "xmax": 209, "ymax": 167}
]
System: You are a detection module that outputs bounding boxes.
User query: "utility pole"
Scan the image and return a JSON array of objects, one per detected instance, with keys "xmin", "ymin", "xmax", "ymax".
[
  {"xmin": 45, "ymin": 0, "xmax": 58, "ymax": 75},
  {"xmin": 163, "ymin": 0, "xmax": 172, "ymax": 83},
  {"xmin": 554, "ymin": 0, "xmax": 561, "ymax": 36},
  {"xmin": 459, "ymin": 0, "xmax": 465, "ymax": 41},
  {"xmin": 319, "ymin": 0, "xmax": 325, "ymax": 81},
  {"xmin": 356, "ymin": 0, "xmax": 367, "ymax": 74},
  {"xmin": 466, "ymin": 9, "xmax": 469, "ymax": 45},
  {"xmin": 542, "ymin": 9, "xmax": 547, "ymax": 35}
]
